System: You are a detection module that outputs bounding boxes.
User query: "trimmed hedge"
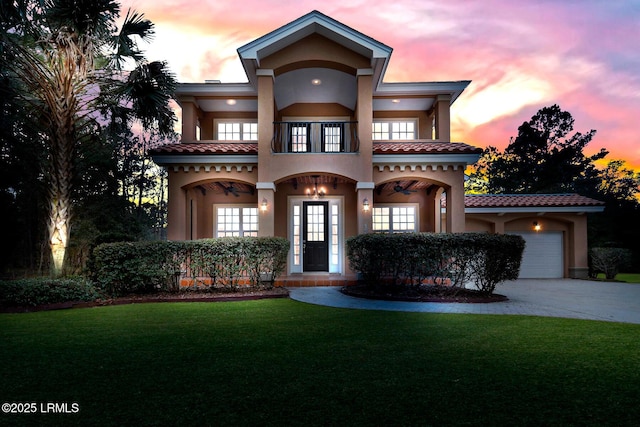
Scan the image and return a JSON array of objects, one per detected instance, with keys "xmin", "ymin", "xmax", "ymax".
[
  {"xmin": 0, "ymin": 277, "xmax": 101, "ymax": 307},
  {"xmin": 179, "ymin": 237, "xmax": 289, "ymax": 290},
  {"xmin": 91, "ymin": 237, "xmax": 289, "ymax": 296},
  {"xmin": 90, "ymin": 241, "xmax": 182, "ymax": 296},
  {"xmin": 346, "ymin": 233, "xmax": 525, "ymax": 295}
]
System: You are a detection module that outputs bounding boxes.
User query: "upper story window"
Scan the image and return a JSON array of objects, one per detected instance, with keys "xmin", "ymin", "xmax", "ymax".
[
  {"xmin": 372, "ymin": 120, "xmax": 417, "ymax": 140},
  {"xmin": 372, "ymin": 205, "xmax": 418, "ymax": 232},
  {"xmin": 216, "ymin": 121, "xmax": 258, "ymax": 141},
  {"xmin": 287, "ymin": 122, "xmax": 344, "ymax": 153},
  {"xmin": 281, "ymin": 117, "xmax": 350, "ymax": 153}
]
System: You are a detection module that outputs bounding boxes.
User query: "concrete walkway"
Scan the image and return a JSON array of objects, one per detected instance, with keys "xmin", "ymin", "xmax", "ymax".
[{"xmin": 288, "ymin": 279, "xmax": 640, "ymax": 324}]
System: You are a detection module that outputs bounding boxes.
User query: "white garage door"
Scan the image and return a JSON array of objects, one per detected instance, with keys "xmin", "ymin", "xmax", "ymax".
[{"xmin": 510, "ymin": 232, "xmax": 563, "ymax": 278}]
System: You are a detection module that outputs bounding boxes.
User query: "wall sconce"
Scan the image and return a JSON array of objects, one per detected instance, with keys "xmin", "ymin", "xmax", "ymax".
[
  {"xmin": 260, "ymin": 198, "xmax": 268, "ymax": 212},
  {"xmin": 533, "ymin": 221, "xmax": 541, "ymax": 232},
  {"xmin": 362, "ymin": 198, "xmax": 370, "ymax": 212}
]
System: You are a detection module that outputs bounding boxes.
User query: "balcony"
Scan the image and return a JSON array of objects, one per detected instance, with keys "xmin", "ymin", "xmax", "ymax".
[{"xmin": 272, "ymin": 121, "xmax": 359, "ymax": 154}]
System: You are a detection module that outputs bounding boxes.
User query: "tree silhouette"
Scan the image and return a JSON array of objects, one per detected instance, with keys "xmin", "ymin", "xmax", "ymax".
[
  {"xmin": 1, "ymin": 0, "xmax": 176, "ymax": 276},
  {"xmin": 469, "ymin": 105, "xmax": 607, "ymax": 194}
]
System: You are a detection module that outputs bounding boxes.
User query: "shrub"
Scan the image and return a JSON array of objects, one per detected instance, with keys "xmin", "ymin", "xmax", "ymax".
[
  {"xmin": 590, "ymin": 247, "xmax": 632, "ymax": 280},
  {"xmin": 91, "ymin": 237, "xmax": 289, "ymax": 296},
  {"xmin": 0, "ymin": 277, "xmax": 101, "ymax": 307},
  {"xmin": 91, "ymin": 241, "xmax": 182, "ymax": 296},
  {"xmin": 244, "ymin": 237, "xmax": 290, "ymax": 288},
  {"xmin": 464, "ymin": 234, "xmax": 526, "ymax": 294},
  {"xmin": 346, "ymin": 233, "xmax": 525, "ymax": 294}
]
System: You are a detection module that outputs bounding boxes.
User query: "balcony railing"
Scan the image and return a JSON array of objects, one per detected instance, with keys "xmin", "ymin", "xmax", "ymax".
[{"xmin": 271, "ymin": 121, "xmax": 359, "ymax": 154}]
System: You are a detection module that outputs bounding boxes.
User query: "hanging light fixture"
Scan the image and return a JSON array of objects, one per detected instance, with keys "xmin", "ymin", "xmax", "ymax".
[{"xmin": 306, "ymin": 175, "xmax": 326, "ymax": 200}]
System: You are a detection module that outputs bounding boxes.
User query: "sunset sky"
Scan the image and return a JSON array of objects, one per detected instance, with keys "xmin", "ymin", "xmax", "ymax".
[{"xmin": 120, "ymin": 0, "xmax": 640, "ymax": 170}]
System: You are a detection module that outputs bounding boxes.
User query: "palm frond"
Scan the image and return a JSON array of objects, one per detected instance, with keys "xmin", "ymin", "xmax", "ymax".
[
  {"xmin": 117, "ymin": 60, "xmax": 176, "ymax": 135},
  {"xmin": 44, "ymin": 0, "xmax": 119, "ymax": 35},
  {"xmin": 110, "ymin": 8, "xmax": 154, "ymax": 69}
]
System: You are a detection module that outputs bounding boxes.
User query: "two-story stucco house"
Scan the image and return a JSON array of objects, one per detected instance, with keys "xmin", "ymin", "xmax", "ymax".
[{"xmin": 151, "ymin": 11, "xmax": 604, "ymax": 283}]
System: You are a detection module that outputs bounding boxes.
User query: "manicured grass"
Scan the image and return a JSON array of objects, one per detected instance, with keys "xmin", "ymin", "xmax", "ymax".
[
  {"xmin": 596, "ymin": 273, "xmax": 640, "ymax": 283},
  {"xmin": 614, "ymin": 273, "xmax": 640, "ymax": 283},
  {"xmin": 2, "ymin": 300, "xmax": 640, "ymax": 426}
]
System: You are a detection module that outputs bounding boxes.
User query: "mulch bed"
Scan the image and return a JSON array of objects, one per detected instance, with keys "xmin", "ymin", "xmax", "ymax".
[
  {"xmin": 341, "ymin": 284, "xmax": 508, "ymax": 303},
  {"xmin": 0, "ymin": 288, "xmax": 290, "ymax": 313}
]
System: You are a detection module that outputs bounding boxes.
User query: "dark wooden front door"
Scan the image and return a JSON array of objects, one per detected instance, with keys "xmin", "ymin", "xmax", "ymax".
[{"xmin": 303, "ymin": 201, "xmax": 329, "ymax": 271}]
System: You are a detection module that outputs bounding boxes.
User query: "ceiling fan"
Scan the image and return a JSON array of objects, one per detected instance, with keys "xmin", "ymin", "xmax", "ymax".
[
  {"xmin": 389, "ymin": 182, "xmax": 417, "ymax": 196},
  {"xmin": 221, "ymin": 182, "xmax": 253, "ymax": 197}
]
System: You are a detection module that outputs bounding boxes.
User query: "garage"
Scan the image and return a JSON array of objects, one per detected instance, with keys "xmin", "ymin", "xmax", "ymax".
[
  {"xmin": 463, "ymin": 194, "xmax": 605, "ymax": 279},
  {"xmin": 510, "ymin": 231, "xmax": 563, "ymax": 279}
]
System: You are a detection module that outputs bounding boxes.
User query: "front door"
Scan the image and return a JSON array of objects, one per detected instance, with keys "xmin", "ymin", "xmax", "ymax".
[{"xmin": 303, "ymin": 201, "xmax": 329, "ymax": 271}]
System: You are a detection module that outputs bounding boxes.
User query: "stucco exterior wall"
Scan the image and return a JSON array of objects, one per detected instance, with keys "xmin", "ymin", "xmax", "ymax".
[
  {"xmin": 261, "ymin": 33, "xmax": 370, "ymax": 74},
  {"xmin": 278, "ymin": 103, "xmax": 354, "ymax": 120}
]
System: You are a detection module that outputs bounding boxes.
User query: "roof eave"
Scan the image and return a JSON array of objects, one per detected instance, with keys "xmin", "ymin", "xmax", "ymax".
[
  {"xmin": 465, "ymin": 206, "xmax": 606, "ymax": 214},
  {"xmin": 151, "ymin": 154, "xmax": 259, "ymax": 166},
  {"xmin": 373, "ymin": 153, "xmax": 481, "ymax": 166},
  {"xmin": 375, "ymin": 81, "xmax": 472, "ymax": 105}
]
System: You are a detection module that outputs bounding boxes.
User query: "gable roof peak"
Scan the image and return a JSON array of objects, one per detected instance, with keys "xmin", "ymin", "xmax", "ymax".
[
  {"xmin": 237, "ymin": 10, "xmax": 392, "ymax": 87},
  {"xmin": 238, "ymin": 10, "xmax": 392, "ymax": 60}
]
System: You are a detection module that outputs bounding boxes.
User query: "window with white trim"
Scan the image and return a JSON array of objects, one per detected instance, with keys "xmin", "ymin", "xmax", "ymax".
[
  {"xmin": 331, "ymin": 204, "xmax": 339, "ymax": 264},
  {"xmin": 372, "ymin": 120, "xmax": 417, "ymax": 140},
  {"xmin": 293, "ymin": 205, "xmax": 301, "ymax": 265},
  {"xmin": 215, "ymin": 206, "xmax": 258, "ymax": 237},
  {"xmin": 372, "ymin": 205, "xmax": 417, "ymax": 232},
  {"xmin": 216, "ymin": 121, "xmax": 258, "ymax": 140}
]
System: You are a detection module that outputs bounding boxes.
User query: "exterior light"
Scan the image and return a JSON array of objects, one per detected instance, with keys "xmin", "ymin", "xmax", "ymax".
[
  {"xmin": 311, "ymin": 78, "xmax": 322, "ymax": 86},
  {"xmin": 226, "ymin": 99, "xmax": 237, "ymax": 105},
  {"xmin": 533, "ymin": 221, "xmax": 541, "ymax": 232},
  {"xmin": 261, "ymin": 198, "xmax": 268, "ymax": 212},
  {"xmin": 307, "ymin": 175, "xmax": 326, "ymax": 199},
  {"xmin": 363, "ymin": 198, "xmax": 370, "ymax": 212},
  {"xmin": 391, "ymin": 99, "xmax": 400, "ymax": 103}
]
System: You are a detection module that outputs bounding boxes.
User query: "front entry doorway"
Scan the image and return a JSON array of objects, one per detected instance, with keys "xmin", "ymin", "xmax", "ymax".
[{"xmin": 302, "ymin": 201, "xmax": 329, "ymax": 271}]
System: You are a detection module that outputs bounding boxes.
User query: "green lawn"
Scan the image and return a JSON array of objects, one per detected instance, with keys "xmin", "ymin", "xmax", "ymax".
[
  {"xmin": 596, "ymin": 273, "xmax": 640, "ymax": 283},
  {"xmin": 613, "ymin": 273, "xmax": 640, "ymax": 283},
  {"xmin": 2, "ymin": 299, "xmax": 640, "ymax": 426}
]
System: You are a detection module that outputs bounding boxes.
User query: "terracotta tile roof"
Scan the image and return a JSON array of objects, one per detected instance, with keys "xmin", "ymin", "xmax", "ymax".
[
  {"xmin": 151, "ymin": 141, "xmax": 482, "ymax": 155},
  {"xmin": 464, "ymin": 194, "xmax": 605, "ymax": 208},
  {"xmin": 150, "ymin": 142, "xmax": 258, "ymax": 155},
  {"xmin": 373, "ymin": 141, "xmax": 483, "ymax": 154}
]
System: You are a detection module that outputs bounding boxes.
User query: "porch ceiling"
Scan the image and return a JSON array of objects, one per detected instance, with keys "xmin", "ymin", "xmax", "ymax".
[
  {"xmin": 375, "ymin": 180, "xmax": 434, "ymax": 196},
  {"xmin": 193, "ymin": 177, "xmax": 438, "ymax": 197},
  {"xmin": 279, "ymin": 174, "xmax": 354, "ymax": 191},
  {"xmin": 196, "ymin": 181, "xmax": 256, "ymax": 197},
  {"xmin": 275, "ymin": 68, "xmax": 357, "ymax": 110}
]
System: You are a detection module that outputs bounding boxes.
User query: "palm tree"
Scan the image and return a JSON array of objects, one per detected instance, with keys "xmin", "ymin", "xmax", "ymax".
[{"xmin": 1, "ymin": 0, "xmax": 176, "ymax": 276}]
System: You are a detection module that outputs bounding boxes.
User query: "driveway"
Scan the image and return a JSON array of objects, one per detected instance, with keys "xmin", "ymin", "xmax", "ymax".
[{"xmin": 288, "ymin": 279, "xmax": 640, "ymax": 324}]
